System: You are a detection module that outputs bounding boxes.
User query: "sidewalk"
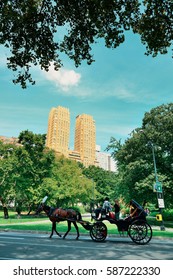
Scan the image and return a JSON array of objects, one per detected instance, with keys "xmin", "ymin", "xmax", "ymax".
[{"xmin": 152, "ymin": 225, "xmax": 173, "ymax": 232}]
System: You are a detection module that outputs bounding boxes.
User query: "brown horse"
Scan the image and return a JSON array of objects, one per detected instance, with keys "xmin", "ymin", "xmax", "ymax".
[{"xmin": 36, "ymin": 203, "xmax": 82, "ymax": 239}]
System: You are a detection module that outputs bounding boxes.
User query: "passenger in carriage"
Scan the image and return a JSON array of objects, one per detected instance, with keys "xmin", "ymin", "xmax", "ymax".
[
  {"xmin": 129, "ymin": 200, "xmax": 138, "ymax": 218},
  {"xmin": 97, "ymin": 197, "xmax": 112, "ymax": 220},
  {"xmin": 114, "ymin": 199, "xmax": 120, "ymax": 220}
]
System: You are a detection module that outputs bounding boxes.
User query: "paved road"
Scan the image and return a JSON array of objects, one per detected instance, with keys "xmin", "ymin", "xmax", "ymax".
[{"xmin": 0, "ymin": 231, "xmax": 173, "ymax": 260}]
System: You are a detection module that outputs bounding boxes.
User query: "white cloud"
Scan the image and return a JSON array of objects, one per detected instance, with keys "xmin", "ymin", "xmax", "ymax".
[
  {"xmin": 100, "ymin": 78, "xmax": 136, "ymax": 101},
  {"xmin": 94, "ymin": 80, "xmax": 155, "ymax": 104},
  {"xmin": 112, "ymin": 86, "xmax": 135, "ymax": 100},
  {"xmin": 43, "ymin": 63, "xmax": 81, "ymax": 91}
]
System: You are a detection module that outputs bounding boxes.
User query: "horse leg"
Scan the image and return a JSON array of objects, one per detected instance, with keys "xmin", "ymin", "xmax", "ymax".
[
  {"xmin": 49, "ymin": 222, "xmax": 61, "ymax": 238},
  {"xmin": 54, "ymin": 222, "xmax": 61, "ymax": 238},
  {"xmin": 63, "ymin": 220, "xmax": 71, "ymax": 239},
  {"xmin": 49, "ymin": 222, "xmax": 55, "ymax": 238},
  {"xmin": 73, "ymin": 221, "xmax": 80, "ymax": 240}
]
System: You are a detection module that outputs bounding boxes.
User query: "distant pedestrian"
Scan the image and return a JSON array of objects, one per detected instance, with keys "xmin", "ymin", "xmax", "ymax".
[{"xmin": 145, "ymin": 208, "xmax": 150, "ymax": 215}]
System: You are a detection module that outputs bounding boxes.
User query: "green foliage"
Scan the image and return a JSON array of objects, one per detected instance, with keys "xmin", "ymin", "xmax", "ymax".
[
  {"xmin": 0, "ymin": 131, "xmax": 55, "ymax": 214},
  {"xmin": 45, "ymin": 157, "xmax": 94, "ymax": 207},
  {"xmin": 82, "ymin": 165, "xmax": 119, "ymax": 204},
  {"xmin": 0, "ymin": 1, "xmax": 172, "ymax": 87},
  {"xmin": 0, "ymin": 142, "xmax": 17, "ymax": 204},
  {"xmin": 162, "ymin": 209, "xmax": 173, "ymax": 221},
  {"xmin": 107, "ymin": 103, "xmax": 173, "ymax": 208},
  {"xmin": 2, "ymin": 131, "xmax": 118, "ymax": 214}
]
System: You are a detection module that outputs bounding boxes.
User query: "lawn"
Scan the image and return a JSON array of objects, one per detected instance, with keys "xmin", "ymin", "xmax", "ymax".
[
  {"xmin": 0, "ymin": 211, "xmax": 48, "ymax": 224},
  {"xmin": 0, "ymin": 211, "xmax": 173, "ymax": 238}
]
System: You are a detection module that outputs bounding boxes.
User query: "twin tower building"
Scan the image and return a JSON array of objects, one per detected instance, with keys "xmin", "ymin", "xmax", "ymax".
[{"xmin": 46, "ymin": 106, "xmax": 98, "ymax": 167}]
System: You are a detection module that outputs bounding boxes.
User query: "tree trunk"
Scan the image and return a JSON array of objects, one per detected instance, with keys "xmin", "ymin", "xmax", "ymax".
[
  {"xmin": 0, "ymin": 197, "xmax": 9, "ymax": 219},
  {"xmin": 3, "ymin": 206, "xmax": 9, "ymax": 219},
  {"xmin": 27, "ymin": 204, "xmax": 33, "ymax": 215}
]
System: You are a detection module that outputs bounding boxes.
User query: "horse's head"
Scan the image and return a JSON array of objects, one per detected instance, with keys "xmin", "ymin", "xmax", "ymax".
[
  {"xmin": 35, "ymin": 195, "xmax": 49, "ymax": 215},
  {"xmin": 35, "ymin": 203, "xmax": 44, "ymax": 215}
]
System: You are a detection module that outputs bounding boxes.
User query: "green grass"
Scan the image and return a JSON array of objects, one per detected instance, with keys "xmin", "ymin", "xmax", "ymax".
[
  {"xmin": 0, "ymin": 221, "xmax": 122, "ymax": 235},
  {"xmin": 0, "ymin": 220, "xmax": 173, "ymax": 238},
  {"xmin": 0, "ymin": 211, "xmax": 172, "ymax": 238},
  {"xmin": 152, "ymin": 229, "xmax": 173, "ymax": 238},
  {"xmin": 0, "ymin": 211, "xmax": 48, "ymax": 224},
  {"xmin": 147, "ymin": 216, "xmax": 173, "ymax": 228}
]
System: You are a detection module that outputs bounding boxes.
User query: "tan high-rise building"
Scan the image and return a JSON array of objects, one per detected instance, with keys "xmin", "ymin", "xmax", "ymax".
[
  {"xmin": 46, "ymin": 106, "xmax": 70, "ymax": 157},
  {"xmin": 74, "ymin": 114, "xmax": 96, "ymax": 167}
]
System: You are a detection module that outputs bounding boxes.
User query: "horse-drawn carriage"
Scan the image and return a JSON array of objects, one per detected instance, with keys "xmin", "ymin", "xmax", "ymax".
[
  {"xmin": 36, "ymin": 198, "xmax": 152, "ymax": 245},
  {"xmin": 89, "ymin": 199, "xmax": 152, "ymax": 245}
]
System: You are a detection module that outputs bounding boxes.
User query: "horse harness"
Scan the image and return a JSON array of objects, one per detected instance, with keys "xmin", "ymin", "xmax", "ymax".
[{"xmin": 49, "ymin": 207, "xmax": 77, "ymax": 221}]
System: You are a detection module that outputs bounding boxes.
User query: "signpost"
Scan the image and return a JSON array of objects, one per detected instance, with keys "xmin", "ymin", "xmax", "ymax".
[
  {"xmin": 154, "ymin": 182, "xmax": 165, "ymax": 208},
  {"xmin": 154, "ymin": 181, "xmax": 162, "ymax": 193},
  {"xmin": 156, "ymin": 184, "xmax": 165, "ymax": 209}
]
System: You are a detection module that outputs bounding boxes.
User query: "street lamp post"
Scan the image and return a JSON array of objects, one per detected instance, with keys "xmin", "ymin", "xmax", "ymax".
[
  {"xmin": 150, "ymin": 142, "xmax": 158, "ymax": 182},
  {"xmin": 139, "ymin": 130, "xmax": 165, "ymax": 231}
]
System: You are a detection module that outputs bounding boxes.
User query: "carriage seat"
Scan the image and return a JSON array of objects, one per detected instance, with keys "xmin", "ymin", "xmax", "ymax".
[{"xmin": 108, "ymin": 212, "xmax": 116, "ymax": 220}]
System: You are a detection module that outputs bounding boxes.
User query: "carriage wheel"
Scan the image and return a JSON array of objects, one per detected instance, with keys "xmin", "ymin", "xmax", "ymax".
[
  {"xmin": 128, "ymin": 219, "xmax": 152, "ymax": 245},
  {"xmin": 90, "ymin": 222, "xmax": 107, "ymax": 242}
]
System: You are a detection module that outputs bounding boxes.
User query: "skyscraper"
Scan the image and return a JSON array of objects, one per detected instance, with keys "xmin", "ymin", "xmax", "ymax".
[
  {"xmin": 46, "ymin": 106, "xmax": 70, "ymax": 157},
  {"xmin": 74, "ymin": 114, "xmax": 96, "ymax": 167}
]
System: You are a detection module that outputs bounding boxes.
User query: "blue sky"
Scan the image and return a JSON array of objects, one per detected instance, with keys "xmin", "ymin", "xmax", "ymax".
[{"xmin": 0, "ymin": 31, "xmax": 173, "ymax": 151}]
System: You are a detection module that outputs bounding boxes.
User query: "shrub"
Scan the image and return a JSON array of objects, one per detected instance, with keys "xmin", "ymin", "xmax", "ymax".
[{"xmin": 162, "ymin": 209, "xmax": 173, "ymax": 221}]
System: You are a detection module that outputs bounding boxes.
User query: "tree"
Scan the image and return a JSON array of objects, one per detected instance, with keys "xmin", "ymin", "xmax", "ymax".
[
  {"xmin": 0, "ymin": 0, "xmax": 172, "ymax": 88},
  {"xmin": 18, "ymin": 130, "xmax": 46, "ymax": 157},
  {"xmin": 37, "ymin": 156, "xmax": 95, "ymax": 208},
  {"xmin": 16, "ymin": 130, "xmax": 55, "ymax": 212},
  {"xmin": 1, "ymin": 131, "xmax": 108, "ymax": 214},
  {"xmin": 82, "ymin": 165, "xmax": 118, "ymax": 204},
  {"xmin": 0, "ymin": 131, "xmax": 56, "ymax": 217},
  {"xmin": 0, "ymin": 142, "xmax": 17, "ymax": 218},
  {"xmin": 107, "ymin": 103, "xmax": 173, "ymax": 207}
]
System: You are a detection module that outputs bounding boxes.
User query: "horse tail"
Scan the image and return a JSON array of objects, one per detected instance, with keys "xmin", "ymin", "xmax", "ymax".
[{"xmin": 76, "ymin": 211, "xmax": 82, "ymax": 221}]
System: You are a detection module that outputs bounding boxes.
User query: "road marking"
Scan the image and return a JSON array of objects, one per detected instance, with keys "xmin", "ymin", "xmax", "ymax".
[{"xmin": 0, "ymin": 236, "xmax": 24, "ymax": 240}]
